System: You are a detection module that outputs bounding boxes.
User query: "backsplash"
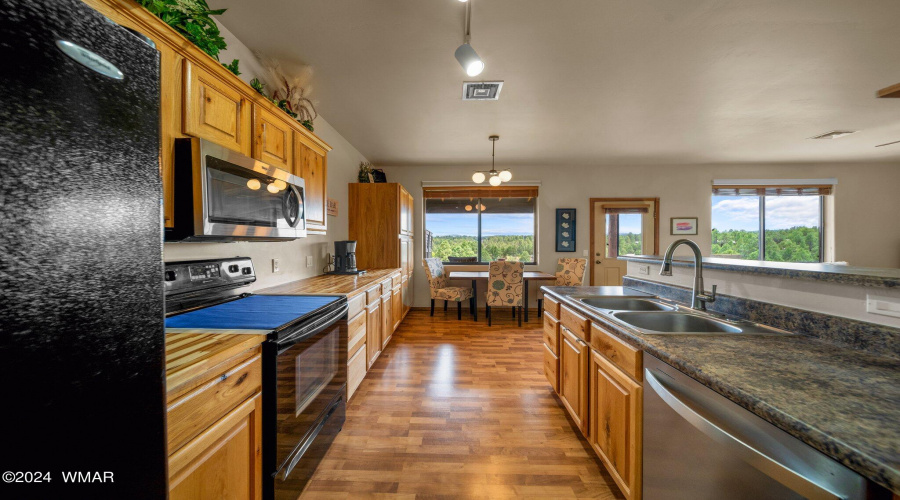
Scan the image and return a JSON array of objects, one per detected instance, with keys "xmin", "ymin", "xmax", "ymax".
[{"xmin": 624, "ymin": 277, "xmax": 900, "ymax": 360}]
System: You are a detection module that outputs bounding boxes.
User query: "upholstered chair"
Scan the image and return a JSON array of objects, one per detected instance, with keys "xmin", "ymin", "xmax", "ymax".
[
  {"xmin": 485, "ymin": 260, "xmax": 525, "ymax": 327},
  {"xmin": 422, "ymin": 258, "xmax": 474, "ymax": 320},
  {"xmin": 538, "ymin": 258, "xmax": 587, "ymax": 316}
]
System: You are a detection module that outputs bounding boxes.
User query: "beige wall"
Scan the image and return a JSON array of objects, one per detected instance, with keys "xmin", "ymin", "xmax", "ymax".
[
  {"xmin": 163, "ymin": 23, "xmax": 369, "ymax": 291},
  {"xmin": 382, "ymin": 162, "xmax": 900, "ymax": 307}
]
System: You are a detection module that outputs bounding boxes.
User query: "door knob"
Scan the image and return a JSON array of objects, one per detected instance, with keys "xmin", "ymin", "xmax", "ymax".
[{"xmin": 595, "ymin": 260, "xmax": 602, "ymax": 264}]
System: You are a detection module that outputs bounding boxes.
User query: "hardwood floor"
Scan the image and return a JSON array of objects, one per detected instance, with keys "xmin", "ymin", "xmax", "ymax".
[{"xmin": 301, "ymin": 309, "xmax": 624, "ymax": 499}]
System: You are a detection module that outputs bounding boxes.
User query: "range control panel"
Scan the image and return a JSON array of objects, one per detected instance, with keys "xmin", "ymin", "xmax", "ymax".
[{"xmin": 164, "ymin": 257, "xmax": 256, "ymax": 297}]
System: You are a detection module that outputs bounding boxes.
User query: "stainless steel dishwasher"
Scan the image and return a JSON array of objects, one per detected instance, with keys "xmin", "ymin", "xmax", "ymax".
[{"xmin": 643, "ymin": 354, "xmax": 884, "ymax": 500}]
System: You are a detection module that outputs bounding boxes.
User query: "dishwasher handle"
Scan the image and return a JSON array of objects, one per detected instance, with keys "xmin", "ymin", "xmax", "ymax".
[{"xmin": 645, "ymin": 368, "xmax": 845, "ymax": 500}]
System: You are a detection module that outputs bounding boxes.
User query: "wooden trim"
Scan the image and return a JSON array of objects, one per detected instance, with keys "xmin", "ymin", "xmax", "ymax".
[
  {"xmin": 589, "ymin": 198, "xmax": 660, "ymax": 286},
  {"xmin": 422, "ymin": 186, "xmax": 539, "ymax": 199},
  {"xmin": 877, "ymin": 82, "xmax": 900, "ymax": 98}
]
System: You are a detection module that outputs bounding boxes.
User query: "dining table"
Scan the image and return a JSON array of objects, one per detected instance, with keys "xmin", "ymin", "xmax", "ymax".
[{"xmin": 447, "ymin": 270, "xmax": 557, "ymax": 322}]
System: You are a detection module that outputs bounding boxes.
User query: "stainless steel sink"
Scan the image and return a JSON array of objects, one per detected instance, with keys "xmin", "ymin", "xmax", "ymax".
[
  {"xmin": 611, "ymin": 311, "xmax": 793, "ymax": 335},
  {"xmin": 579, "ymin": 297, "xmax": 675, "ymax": 312}
]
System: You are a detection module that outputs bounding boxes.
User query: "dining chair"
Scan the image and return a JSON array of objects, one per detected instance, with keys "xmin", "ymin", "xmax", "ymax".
[
  {"xmin": 486, "ymin": 260, "xmax": 525, "ymax": 327},
  {"xmin": 537, "ymin": 258, "xmax": 587, "ymax": 316},
  {"xmin": 422, "ymin": 258, "xmax": 474, "ymax": 320}
]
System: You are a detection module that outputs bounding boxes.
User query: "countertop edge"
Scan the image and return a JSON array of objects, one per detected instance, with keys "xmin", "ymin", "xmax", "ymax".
[
  {"xmin": 255, "ymin": 268, "xmax": 403, "ymax": 299},
  {"xmin": 621, "ymin": 255, "xmax": 900, "ymax": 288},
  {"xmin": 541, "ymin": 286, "xmax": 900, "ymax": 495}
]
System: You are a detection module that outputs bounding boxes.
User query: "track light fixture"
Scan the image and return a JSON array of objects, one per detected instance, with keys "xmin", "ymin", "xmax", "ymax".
[{"xmin": 455, "ymin": 0, "xmax": 484, "ymax": 76}]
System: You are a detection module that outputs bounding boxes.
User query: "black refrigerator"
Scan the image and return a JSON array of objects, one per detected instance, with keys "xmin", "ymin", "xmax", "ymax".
[{"xmin": 0, "ymin": 1, "xmax": 167, "ymax": 498}]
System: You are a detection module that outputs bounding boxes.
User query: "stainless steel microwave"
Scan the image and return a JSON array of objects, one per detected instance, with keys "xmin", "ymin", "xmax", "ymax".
[{"xmin": 166, "ymin": 138, "xmax": 307, "ymax": 241}]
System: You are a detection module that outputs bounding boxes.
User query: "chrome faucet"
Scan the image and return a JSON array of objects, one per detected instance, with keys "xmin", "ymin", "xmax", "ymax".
[{"xmin": 660, "ymin": 239, "xmax": 717, "ymax": 311}]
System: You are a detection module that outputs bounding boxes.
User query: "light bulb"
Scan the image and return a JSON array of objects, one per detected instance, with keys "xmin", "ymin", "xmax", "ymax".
[
  {"xmin": 499, "ymin": 170, "xmax": 512, "ymax": 182},
  {"xmin": 273, "ymin": 179, "xmax": 287, "ymax": 191},
  {"xmin": 489, "ymin": 175, "xmax": 501, "ymax": 186},
  {"xmin": 466, "ymin": 60, "xmax": 484, "ymax": 77},
  {"xmin": 246, "ymin": 178, "xmax": 261, "ymax": 190},
  {"xmin": 455, "ymin": 43, "xmax": 484, "ymax": 77},
  {"xmin": 267, "ymin": 183, "xmax": 279, "ymax": 193},
  {"xmin": 465, "ymin": 205, "xmax": 473, "ymax": 211},
  {"xmin": 472, "ymin": 172, "xmax": 485, "ymax": 183}
]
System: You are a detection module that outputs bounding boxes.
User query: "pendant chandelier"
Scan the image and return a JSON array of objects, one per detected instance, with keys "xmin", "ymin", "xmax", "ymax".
[{"xmin": 472, "ymin": 135, "xmax": 511, "ymax": 186}]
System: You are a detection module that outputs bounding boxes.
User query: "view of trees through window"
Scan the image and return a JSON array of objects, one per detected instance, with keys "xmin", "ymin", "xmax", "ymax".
[
  {"xmin": 608, "ymin": 213, "xmax": 643, "ymax": 257},
  {"xmin": 425, "ymin": 197, "xmax": 536, "ymax": 262},
  {"xmin": 711, "ymin": 195, "xmax": 822, "ymax": 263}
]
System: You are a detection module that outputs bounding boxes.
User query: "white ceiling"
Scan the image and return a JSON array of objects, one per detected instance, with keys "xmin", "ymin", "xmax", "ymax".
[{"xmin": 217, "ymin": 0, "xmax": 900, "ymax": 167}]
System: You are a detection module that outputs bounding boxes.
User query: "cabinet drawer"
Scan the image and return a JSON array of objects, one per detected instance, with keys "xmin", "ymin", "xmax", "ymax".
[
  {"xmin": 543, "ymin": 343, "xmax": 559, "ymax": 393},
  {"xmin": 544, "ymin": 295, "xmax": 560, "ymax": 319},
  {"xmin": 560, "ymin": 305, "xmax": 590, "ymax": 342},
  {"xmin": 348, "ymin": 310, "xmax": 366, "ymax": 358},
  {"xmin": 167, "ymin": 354, "xmax": 261, "ymax": 454},
  {"xmin": 591, "ymin": 322, "xmax": 642, "ymax": 382},
  {"xmin": 347, "ymin": 346, "xmax": 366, "ymax": 401},
  {"xmin": 392, "ymin": 273, "xmax": 402, "ymax": 287},
  {"xmin": 543, "ymin": 312, "xmax": 559, "ymax": 355},
  {"xmin": 366, "ymin": 285, "xmax": 382, "ymax": 305},
  {"xmin": 347, "ymin": 293, "xmax": 365, "ymax": 320},
  {"xmin": 381, "ymin": 278, "xmax": 393, "ymax": 291}
]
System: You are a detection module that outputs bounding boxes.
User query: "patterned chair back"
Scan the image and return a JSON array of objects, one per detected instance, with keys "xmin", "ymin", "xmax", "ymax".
[
  {"xmin": 555, "ymin": 258, "xmax": 587, "ymax": 286},
  {"xmin": 486, "ymin": 260, "xmax": 525, "ymax": 307},
  {"xmin": 422, "ymin": 258, "xmax": 449, "ymax": 297}
]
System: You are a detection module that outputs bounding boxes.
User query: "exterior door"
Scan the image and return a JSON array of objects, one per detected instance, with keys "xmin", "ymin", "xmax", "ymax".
[{"xmin": 591, "ymin": 199, "xmax": 658, "ymax": 286}]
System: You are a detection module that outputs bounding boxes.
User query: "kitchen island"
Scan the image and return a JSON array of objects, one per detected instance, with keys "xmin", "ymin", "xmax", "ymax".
[{"xmin": 542, "ymin": 285, "xmax": 900, "ymax": 497}]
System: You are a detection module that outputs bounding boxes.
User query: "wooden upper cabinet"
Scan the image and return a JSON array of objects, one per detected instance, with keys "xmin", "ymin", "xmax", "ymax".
[
  {"xmin": 590, "ymin": 351, "xmax": 642, "ymax": 500},
  {"xmin": 294, "ymin": 136, "xmax": 328, "ymax": 232},
  {"xmin": 183, "ymin": 60, "xmax": 251, "ymax": 155},
  {"xmin": 251, "ymin": 106, "xmax": 292, "ymax": 171}
]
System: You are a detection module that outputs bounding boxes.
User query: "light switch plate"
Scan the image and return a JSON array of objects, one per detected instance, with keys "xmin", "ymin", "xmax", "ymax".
[
  {"xmin": 582, "ymin": 249, "xmax": 588, "ymax": 257},
  {"xmin": 867, "ymin": 295, "xmax": 900, "ymax": 318},
  {"xmin": 638, "ymin": 265, "xmax": 650, "ymax": 275},
  {"xmin": 272, "ymin": 258, "xmax": 280, "ymax": 273},
  {"xmin": 306, "ymin": 255, "xmax": 314, "ymax": 268}
]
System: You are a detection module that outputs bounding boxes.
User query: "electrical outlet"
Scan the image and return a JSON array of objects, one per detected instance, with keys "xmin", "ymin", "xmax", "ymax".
[
  {"xmin": 867, "ymin": 295, "xmax": 900, "ymax": 318},
  {"xmin": 638, "ymin": 265, "xmax": 650, "ymax": 275},
  {"xmin": 306, "ymin": 255, "xmax": 314, "ymax": 268},
  {"xmin": 272, "ymin": 258, "xmax": 280, "ymax": 273}
]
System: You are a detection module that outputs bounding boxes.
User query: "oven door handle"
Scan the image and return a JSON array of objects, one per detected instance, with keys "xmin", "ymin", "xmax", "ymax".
[
  {"xmin": 279, "ymin": 402, "xmax": 339, "ymax": 480},
  {"xmin": 276, "ymin": 303, "xmax": 349, "ymax": 352}
]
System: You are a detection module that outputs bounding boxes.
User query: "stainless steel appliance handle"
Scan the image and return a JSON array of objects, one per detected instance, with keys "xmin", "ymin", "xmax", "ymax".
[
  {"xmin": 645, "ymin": 369, "xmax": 845, "ymax": 500},
  {"xmin": 276, "ymin": 303, "xmax": 349, "ymax": 350}
]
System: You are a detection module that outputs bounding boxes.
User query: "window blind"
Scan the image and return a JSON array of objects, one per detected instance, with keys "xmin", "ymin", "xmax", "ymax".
[
  {"xmin": 712, "ymin": 179, "xmax": 835, "ymax": 196},
  {"xmin": 422, "ymin": 185, "xmax": 539, "ymax": 199}
]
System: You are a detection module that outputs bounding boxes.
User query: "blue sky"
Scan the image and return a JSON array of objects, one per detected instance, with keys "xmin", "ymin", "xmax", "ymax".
[
  {"xmin": 711, "ymin": 196, "xmax": 820, "ymax": 231},
  {"xmin": 427, "ymin": 213, "xmax": 535, "ymax": 236}
]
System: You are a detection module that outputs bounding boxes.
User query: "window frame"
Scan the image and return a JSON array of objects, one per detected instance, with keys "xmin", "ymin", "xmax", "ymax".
[
  {"xmin": 712, "ymin": 194, "xmax": 825, "ymax": 263},
  {"xmin": 424, "ymin": 196, "xmax": 539, "ymax": 266}
]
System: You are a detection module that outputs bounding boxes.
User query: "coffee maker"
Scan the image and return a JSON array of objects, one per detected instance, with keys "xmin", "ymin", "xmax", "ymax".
[{"xmin": 330, "ymin": 240, "xmax": 364, "ymax": 275}]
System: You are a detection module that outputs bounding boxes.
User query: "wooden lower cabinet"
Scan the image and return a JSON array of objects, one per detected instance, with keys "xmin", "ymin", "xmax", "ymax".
[
  {"xmin": 347, "ymin": 345, "xmax": 367, "ymax": 401},
  {"xmin": 381, "ymin": 291, "xmax": 393, "ymax": 349},
  {"xmin": 589, "ymin": 350, "xmax": 642, "ymax": 500},
  {"xmin": 559, "ymin": 326, "xmax": 589, "ymax": 433},
  {"xmin": 392, "ymin": 284, "xmax": 402, "ymax": 331},
  {"xmin": 543, "ymin": 343, "xmax": 559, "ymax": 392},
  {"xmin": 366, "ymin": 300, "xmax": 382, "ymax": 369},
  {"xmin": 167, "ymin": 348, "xmax": 263, "ymax": 500}
]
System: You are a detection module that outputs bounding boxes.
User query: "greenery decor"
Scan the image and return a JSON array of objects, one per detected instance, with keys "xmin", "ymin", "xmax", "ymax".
[
  {"xmin": 250, "ymin": 78, "xmax": 265, "ymax": 95},
  {"xmin": 222, "ymin": 58, "xmax": 240, "ymax": 76},
  {"xmin": 357, "ymin": 162, "xmax": 373, "ymax": 183},
  {"xmin": 137, "ymin": 0, "xmax": 229, "ymax": 60},
  {"xmin": 261, "ymin": 56, "xmax": 319, "ymax": 133}
]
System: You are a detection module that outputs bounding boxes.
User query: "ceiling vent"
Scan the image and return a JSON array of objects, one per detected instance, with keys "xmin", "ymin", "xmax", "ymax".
[
  {"xmin": 808, "ymin": 130, "xmax": 857, "ymax": 140},
  {"xmin": 462, "ymin": 81, "xmax": 503, "ymax": 101}
]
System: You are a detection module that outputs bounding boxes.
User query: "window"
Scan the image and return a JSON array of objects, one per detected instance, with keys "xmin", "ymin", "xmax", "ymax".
[
  {"xmin": 711, "ymin": 182, "xmax": 827, "ymax": 263},
  {"xmin": 605, "ymin": 211, "xmax": 645, "ymax": 258},
  {"xmin": 424, "ymin": 195, "xmax": 537, "ymax": 264}
]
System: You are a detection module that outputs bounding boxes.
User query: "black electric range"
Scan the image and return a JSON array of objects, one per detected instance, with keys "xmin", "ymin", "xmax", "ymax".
[{"xmin": 165, "ymin": 257, "xmax": 348, "ymax": 499}]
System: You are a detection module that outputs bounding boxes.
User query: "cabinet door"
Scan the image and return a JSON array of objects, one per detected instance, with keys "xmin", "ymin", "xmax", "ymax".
[
  {"xmin": 294, "ymin": 138, "xmax": 328, "ymax": 232},
  {"xmin": 169, "ymin": 393, "xmax": 262, "ymax": 500},
  {"xmin": 381, "ymin": 293, "xmax": 393, "ymax": 349},
  {"xmin": 183, "ymin": 60, "xmax": 250, "ymax": 155},
  {"xmin": 399, "ymin": 237, "xmax": 410, "ymax": 277},
  {"xmin": 399, "ymin": 186, "xmax": 410, "ymax": 235},
  {"xmin": 559, "ymin": 326, "xmax": 589, "ymax": 434},
  {"xmin": 366, "ymin": 302, "xmax": 381, "ymax": 369},
  {"xmin": 392, "ymin": 285, "xmax": 402, "ymax": 331},
  {"xmin": 406, "ymin": 190, "xmax": 414, "ymax": 235},
  {"xmin": 251, "ymin": 106, "xmax": 292, "ymax": 171},
  {"xmin": 590, "ymin": 351, "xmax": 642, "ymax": 500}
]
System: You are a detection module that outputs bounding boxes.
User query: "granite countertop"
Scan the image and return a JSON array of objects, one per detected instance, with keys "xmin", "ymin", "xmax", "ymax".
[
  {"xmin": 256, "ymin": 268, "xmax": 402, "ymax": 298},
  {"xmin": 621, "ymin": 255, "xmax": 900, "ymax": 288},
  {"xmin": 542, "ymin": 286, "xmax": 900, "ymax": 495}
]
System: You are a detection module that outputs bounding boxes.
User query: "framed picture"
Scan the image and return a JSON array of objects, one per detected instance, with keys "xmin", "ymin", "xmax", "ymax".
[
  {"xmin": 327, "ymin": 198, "xmax": 338, "ymax": 217},
  {"xmin": 556, "ymin": 209, "xmax": 576, "ymax": 252},
  {"xmin": 671, "ymin": 217, "xmax": 698, "ymax": 235}
]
